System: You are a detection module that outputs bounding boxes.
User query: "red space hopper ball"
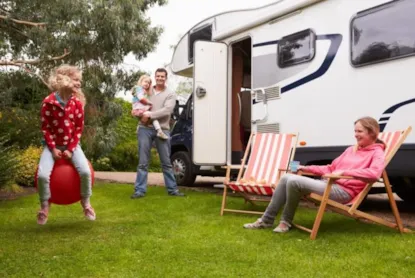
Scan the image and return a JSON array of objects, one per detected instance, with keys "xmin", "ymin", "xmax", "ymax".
[{"xmin": 34, "ymin": 158, "xmax": 95, "ymax": 205}]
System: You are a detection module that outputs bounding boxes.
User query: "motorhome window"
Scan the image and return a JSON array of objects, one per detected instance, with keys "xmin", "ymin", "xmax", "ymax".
[
  {"xmin": 277, "ymin": 29, "xmax": 316, "ymax": 68},
  {"xmin": 351, "ymin": 0, "xmax": 415, "ymax": 67},
  {"xmin": 188, "ymin": 25, "xmax": 212, "ymax": 63}
]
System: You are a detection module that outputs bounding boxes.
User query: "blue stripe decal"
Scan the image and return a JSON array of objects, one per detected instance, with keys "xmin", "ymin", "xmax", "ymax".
[
  {"xmin": 379, "ymin": 98, "xmax": 415, "ymax": 131},
  {"xmin": 252, "ymin": 34, "xmax": 343, "ymax": 94},
  {"xmin": 253, "ymin": 40, "xmax": 279, "ymax": 47},
  {"xmin": 252, "ymin": 34, "xmax": 413, "ymax": 133}
]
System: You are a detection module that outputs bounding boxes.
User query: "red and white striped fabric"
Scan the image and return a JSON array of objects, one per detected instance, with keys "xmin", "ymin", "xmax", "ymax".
[
  {"xmin": 378, "ymin": 130, "xmax": 403, "ymax": 162},
  {"xmin": 227, "ymin": 133, "xmax": 295, "ymax": 196}
]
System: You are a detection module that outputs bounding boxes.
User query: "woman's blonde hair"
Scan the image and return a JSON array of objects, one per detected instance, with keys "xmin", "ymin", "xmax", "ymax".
[
  {"xmin": 355, "ymin": 116, "xmax": 386, "ymax": 147},
  {"xmin": 48, "ymin": 64, "xmax": 86, "ymax": 106}
]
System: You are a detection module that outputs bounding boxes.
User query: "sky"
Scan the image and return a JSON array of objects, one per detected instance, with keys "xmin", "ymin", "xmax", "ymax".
[{"xmin": 118, "ymin": 0, "xmax": 276, "ymax": 99}]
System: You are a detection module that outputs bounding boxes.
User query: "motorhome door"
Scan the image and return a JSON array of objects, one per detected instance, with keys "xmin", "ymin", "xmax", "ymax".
[{"xmin": 192, "ymin": 41, "xmax": 228, "ymax": 165}]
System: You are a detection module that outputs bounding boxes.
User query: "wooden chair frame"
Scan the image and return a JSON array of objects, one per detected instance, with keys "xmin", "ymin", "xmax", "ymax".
[
  {"xmin": 220, "ymin": 132, "xmax": 299, "ymax": 215},
  {"xmin": 293, "ymin": 126, "xmax": 413, "ymax": 240}
]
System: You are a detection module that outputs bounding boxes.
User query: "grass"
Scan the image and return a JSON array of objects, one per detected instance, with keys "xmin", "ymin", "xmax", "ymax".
[{"xmin": 0, "ymin": 183, "xmax": 414, "ymax": 277}]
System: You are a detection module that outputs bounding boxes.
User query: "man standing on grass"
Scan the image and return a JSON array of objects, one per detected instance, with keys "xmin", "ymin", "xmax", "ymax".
[{"xmin": 131, "ymin": 68, "xmax": 185, "ymax": 198}]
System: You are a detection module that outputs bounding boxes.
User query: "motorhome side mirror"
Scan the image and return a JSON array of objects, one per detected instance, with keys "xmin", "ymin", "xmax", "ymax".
[{"xmin": 172, "ymin": 100, "xmax": 180, "ymax": 121}]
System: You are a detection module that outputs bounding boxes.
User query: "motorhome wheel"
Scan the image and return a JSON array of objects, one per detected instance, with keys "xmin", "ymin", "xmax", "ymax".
[{"xmin": 171, "ymin": 151, "xmax": 197, "ymax": 187}]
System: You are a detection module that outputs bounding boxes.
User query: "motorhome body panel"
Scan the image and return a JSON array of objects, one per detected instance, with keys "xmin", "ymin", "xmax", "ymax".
[
  {"xmin": 171, "ymin": 0, "xmax": 327, "ymax": 75},
  {"xmin": 170, "ymin": 0, "xmax": 415, "ymax": 187},
  {"xmin": 248, "ymin": 0, "xmax": 415, "ymax": 175}
]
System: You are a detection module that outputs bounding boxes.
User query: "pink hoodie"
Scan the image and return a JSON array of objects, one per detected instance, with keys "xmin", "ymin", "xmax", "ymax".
[{"xmin": 303, "ymin": 143, "xmax": 386, "ymax": 199}]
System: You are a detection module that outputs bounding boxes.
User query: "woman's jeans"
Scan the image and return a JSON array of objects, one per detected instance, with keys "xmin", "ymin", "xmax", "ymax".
[{"xmin": 262, "ymin": 174, "xmax": 352, "ymax": 225}]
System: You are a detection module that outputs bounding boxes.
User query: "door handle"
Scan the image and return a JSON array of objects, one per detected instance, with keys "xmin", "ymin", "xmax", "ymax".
[{"xmin": 195, "ymin": 86, "xmax": 206, "ymax": 98}]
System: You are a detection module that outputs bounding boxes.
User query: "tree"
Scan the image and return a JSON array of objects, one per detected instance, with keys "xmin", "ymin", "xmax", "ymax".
[
  {"xmin": 166, "ymin": 34, "xmax": 193, "ymax": 97},
  {"xmin": 0, "ymin": 0, "xmax": 166, "ymax": 91},
  {"xmin": 175, "ymin": 79, "xmax": 192, "ymax": 96},
  {"xmin": 0, "ymin": 0, "xmax": 166, "ymax": 158},
  {"xmin": 164, "ymin": 62, "xmax": 192, "ymax": 97}
]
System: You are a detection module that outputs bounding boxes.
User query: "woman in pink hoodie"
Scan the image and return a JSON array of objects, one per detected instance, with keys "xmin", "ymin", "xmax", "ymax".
[{"xmin": 243, "ymin": 117, "xmax": 386, "ymax": 233}]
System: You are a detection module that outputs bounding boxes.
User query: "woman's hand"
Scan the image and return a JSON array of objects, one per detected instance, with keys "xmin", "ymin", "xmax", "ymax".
[
  {"xmin": 297, "ymin": 165, "xmax": 305, "ymax": 171},
  {"xmin": 332, "ymin": 170, "xmax": 344, "ymax": 176}
]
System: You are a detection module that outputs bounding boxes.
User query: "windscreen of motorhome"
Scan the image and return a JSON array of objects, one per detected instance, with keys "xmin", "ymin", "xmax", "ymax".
[{"xmin": 188, "ymin": 25, "xmax": 212, "ymax": 63}]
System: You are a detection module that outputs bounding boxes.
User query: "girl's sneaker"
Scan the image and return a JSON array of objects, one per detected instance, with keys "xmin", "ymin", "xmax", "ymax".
[
  {"xmin": 37, "ymin": 209, "xmax": 49, "ymax": 225},
  {"xmin": 83, "ymin": 206, "xmax": 96, "ymax": 221},
  {"xmin": 81, "ymin": 199, "xmax": 96, "ymax": 221},
  {"xmin": 82, "ymin": 205, "xmax": 96, "ymax": 221},
  {"xmin": 156, "ymin": 130, "xmax": 168, "ymax": 140}
]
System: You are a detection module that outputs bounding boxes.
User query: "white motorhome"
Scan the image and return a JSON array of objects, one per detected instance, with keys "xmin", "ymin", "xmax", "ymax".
[{"xmin": 169, "ymin": 0, "xmax": 415, "ymax": 201}]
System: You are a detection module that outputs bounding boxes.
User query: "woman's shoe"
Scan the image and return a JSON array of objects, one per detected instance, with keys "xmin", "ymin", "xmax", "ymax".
[{"xmin": 273, "ymin": 222, "xmax": 291, "ymax": 233}]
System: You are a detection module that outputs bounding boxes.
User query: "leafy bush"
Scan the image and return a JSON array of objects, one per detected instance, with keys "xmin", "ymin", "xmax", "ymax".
[
  {"xmin": 0, "ymin": 136, "xmax": 18, "ymax": 189},
  {"xmin": 15, "ymin": 146, "xmax": 42, "ymax": 187},
  {"xmin": 92, "ymin": 157, "xmax": 114, "ymax": 171},
  {"xmin": 108, "ymin": 141, "xmax": 138, "ymax": 171},
  {"xmin": 107, "ymin": 140, "xmax": 162, "ymax": 172},
  {"xmin": 82, "ymin": 100, "xmax": 123, "ymax": 160},
  {"xmin": 113, "ymin": 98, "xmax": 139, "ymax": 143},
  {"xmin": 0, "ymin": 107, "xmax": 42, "ymax": 150},
  {"xmin": 105, "ymin": 98, "xmax": 162, "ymax": 172}
]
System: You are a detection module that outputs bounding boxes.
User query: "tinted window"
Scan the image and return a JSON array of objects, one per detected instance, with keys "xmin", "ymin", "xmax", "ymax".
[
  {"xmin": 351, "ymin": 0, "xmax": 415, "ymax": 67},
  {"xmin": 188, "ymin": 25, "xmax": 212, "ymax": 63},
  {"xmin": 188, "ymin": 100, "xmax": 193, "ymax": 119},
  {"xmin": 278, "ymin": 29, "xmax": 316, "ymax": 68},
  {"xmin": 183, "ymin": 96, "xmax": 192, "ymax": 120}
]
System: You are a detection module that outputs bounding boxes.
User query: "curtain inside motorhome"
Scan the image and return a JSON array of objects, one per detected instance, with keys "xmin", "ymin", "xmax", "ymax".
[{"xmin": 231, "ymin": 48, "xmax": 243, "ymax": 157}]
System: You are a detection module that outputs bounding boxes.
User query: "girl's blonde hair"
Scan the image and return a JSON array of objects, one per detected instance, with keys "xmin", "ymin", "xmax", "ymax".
[
  {"xmin": 137, "ymin": 74, "xmax": 151, "ymax": 87},
  {"xmin": 354, "ymin": 116, "xmax": 386, "ymax": 148},
  {"xmin": 131, "ymin": 74, "xmax": 152, "ymax": 96},
  {"xmin": 48, "ymin": 64, "xmax": 86, "ymax": 106}
]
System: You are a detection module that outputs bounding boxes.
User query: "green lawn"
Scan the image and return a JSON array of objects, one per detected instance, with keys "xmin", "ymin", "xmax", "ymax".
[{"xmin": 1, "ymin": 183, "xmax": 414, "ymax": 277}]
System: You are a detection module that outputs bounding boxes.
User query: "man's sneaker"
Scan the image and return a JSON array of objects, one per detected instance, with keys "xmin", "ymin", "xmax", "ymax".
[
  {"xmin": 168, "ymin": 191, "xmax": 185, "ymax": 197},
  {"xmin": 130, "ymin": 192, "xmax": 145, "ymax": 199},
  {"xmin": 83, "ymin": 206, "xmax": 96, "ymax": 221},
  {"xmin": 37, "ymin": 209, "xmax": 49, "ymax": 225},
  {"xmin": 243, "ymin": 218, "xmax": 273, "ymax": 229},
  {"xmin": 156, "ymin": 130, "xmax": 169, "ymax": 140}
]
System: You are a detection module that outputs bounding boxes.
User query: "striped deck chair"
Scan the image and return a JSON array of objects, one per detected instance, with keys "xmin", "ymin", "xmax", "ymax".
[
  {"xmin": 220, "ymin": 132, "xmax": 299, "ymax": 215},
  {"xmin": 293, "ymin": 126, "xmax": 412, "ymax": 240}
]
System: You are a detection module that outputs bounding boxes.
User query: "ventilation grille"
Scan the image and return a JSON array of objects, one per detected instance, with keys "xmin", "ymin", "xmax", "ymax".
[
  {"xmin": 255, "ymin": 86, "xmax": 281, "ymax": 102},
  {"xmin": 257, "ymin": 123, "xmax": 280, "ymax": 134}
]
